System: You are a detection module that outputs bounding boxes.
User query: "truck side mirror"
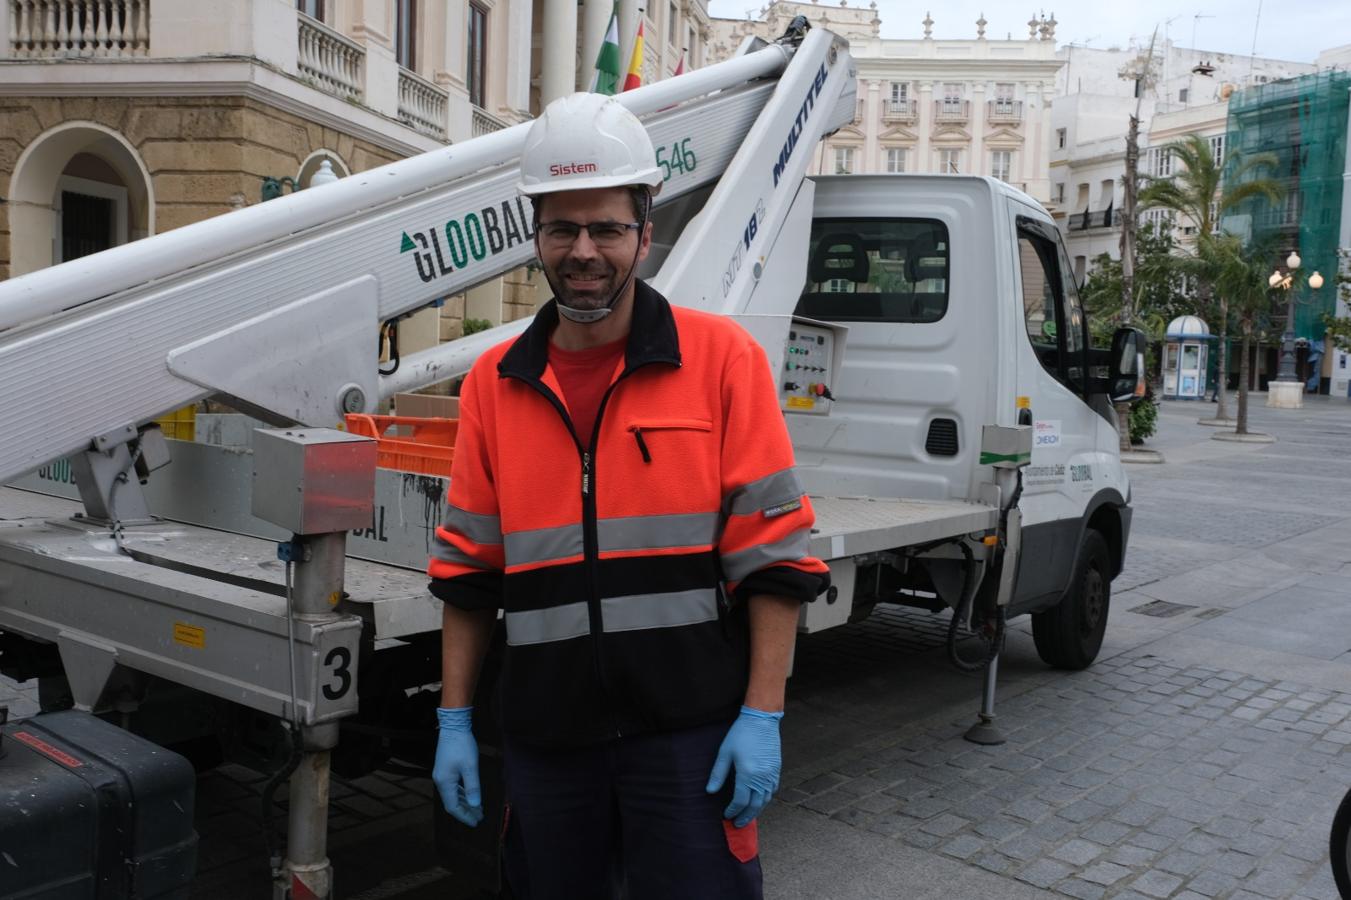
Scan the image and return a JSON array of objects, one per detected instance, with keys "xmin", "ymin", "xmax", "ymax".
[{"xmin": 1109, "ymin": 327, "xmax": 1146, "ymax": 403}]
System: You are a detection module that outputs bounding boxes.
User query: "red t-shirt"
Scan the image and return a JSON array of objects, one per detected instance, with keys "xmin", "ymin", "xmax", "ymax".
[{"xmin": 548, "ymin": 337, "xmax": 626, "ymax": 445}]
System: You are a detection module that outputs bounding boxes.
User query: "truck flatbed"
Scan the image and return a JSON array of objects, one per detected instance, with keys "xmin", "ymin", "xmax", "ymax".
[{"xmin": 809, "ymin": 496, "xmax": 997, "ymax": 561}]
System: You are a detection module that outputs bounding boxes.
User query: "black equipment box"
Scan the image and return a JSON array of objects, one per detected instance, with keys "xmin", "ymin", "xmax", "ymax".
[{"xmin": 0, "ymin": 708, "xmax": 198, "ymax": 898}]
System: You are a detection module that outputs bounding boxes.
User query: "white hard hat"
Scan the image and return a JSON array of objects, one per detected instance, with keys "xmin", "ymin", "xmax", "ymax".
[{"xmin": 518, "ymin": 93, "xmax": 663, "ymax": 198}]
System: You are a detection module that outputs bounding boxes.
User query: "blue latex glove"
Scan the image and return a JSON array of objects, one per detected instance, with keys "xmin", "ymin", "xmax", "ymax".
[
  {"xmin": 706, "ymin": 705, "xmax": 784, "ymax": 828},
  {"xmin": 433, "ymin": 706, "xmax": 484, "ymax": 828}
]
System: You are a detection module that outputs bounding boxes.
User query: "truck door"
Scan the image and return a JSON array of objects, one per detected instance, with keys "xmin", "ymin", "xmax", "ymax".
[{"xmin": 1011, "ymin": 213, "xmax": 1102, "ymax": 607}]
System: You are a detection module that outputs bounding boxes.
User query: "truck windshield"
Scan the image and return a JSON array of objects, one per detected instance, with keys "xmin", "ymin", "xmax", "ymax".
[{"xmin": 795, "ymin": 218, "xmax": 949, "ymax": 323}]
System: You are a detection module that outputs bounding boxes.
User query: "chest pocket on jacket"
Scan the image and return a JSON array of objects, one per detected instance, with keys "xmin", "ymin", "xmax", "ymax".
[
  {"xmin": 627, "ymin": 418, "xmax": 714, "ymax": 464},
  {"xmin": 626, "ymin": 419, "xmax": 719, "ymax": 502}
]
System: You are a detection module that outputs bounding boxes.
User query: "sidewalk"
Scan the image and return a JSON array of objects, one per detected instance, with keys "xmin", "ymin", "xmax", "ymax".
[
  {"xmin": 4, "ymin": 394, "xmax": 1349, "ymax": 898},
  {"xmin": 765, "ymin": 395, "xmax": 1351, "ymax": 899}
]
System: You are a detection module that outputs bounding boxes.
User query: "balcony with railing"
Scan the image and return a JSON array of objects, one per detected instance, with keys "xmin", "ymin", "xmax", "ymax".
[
  {"xmin": 933, "ymin": 100, "xmax": 970, "ymax": 124},
  {"xmin": 1067, "ymin": 208, "xmax": 1115, "ymax": 231},
  {"xmin": 297, "ymin": 12, "xmax": 363, "ymax": 103},
  {"xmin": 471, "ymin": 105, "xmax": 509, "ymax": 138},
  {"xmin": 882, "ymin": 99, "xmax": 918, "ymax": 123},
  {"xmin": 397, "ymin": 68, "xmax": 448, "ymax": 139},
  {"xmin": 7, "ymin": 0, "xmax": 149, "ymax": 58},
  {"xmin": 987, "ymin": 100, "xmax": 1023, "ymax": 124}
]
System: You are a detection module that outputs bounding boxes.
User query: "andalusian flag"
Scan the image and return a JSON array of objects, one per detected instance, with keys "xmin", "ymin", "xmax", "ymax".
[
  {"xmin": 622, "ymin": 21, "xmax": 644, "ymax": 92},
  {"xmin": 589, "ymin": 5, "xmax": 621, "ymax": 95}
]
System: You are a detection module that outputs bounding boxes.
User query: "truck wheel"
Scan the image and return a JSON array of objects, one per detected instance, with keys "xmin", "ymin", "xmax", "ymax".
[
  {"xmin": 1329, "ymin": 784, "xmax": 1351, "ymax": 897},
  {"xmin": 1032, "ymin": 529, "xmax": 1110, "ymax": 670}
]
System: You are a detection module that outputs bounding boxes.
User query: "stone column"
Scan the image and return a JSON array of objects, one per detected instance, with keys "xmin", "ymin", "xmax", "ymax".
[
  {"xmin": 580, "ymin": 0, "xmax": 613, "ymax": 91},
  {"xmin": 540, "ymin": 0, "xmax": 578, "ymax": 104},
  {"xmin": 917, "ymin": 81, "xmax": 933, "ymax": 171},
  {"xmin": 970, "ymin": 82, "xmax": 987, "ymax": 176},
  {"xmin": 506, "ymin": 0, "xmax": 533, "ymax": 114},
  {"xmin": 863, "ymin": 80, "xmax": 881, "ymax": 171},
  {"xmin": 1028, "ymin": 81, "xmax": 1053, "ymax": 202}
]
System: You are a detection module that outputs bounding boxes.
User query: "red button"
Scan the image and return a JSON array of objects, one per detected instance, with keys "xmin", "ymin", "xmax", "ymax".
[{"xmin": 814, "ymin": 383, "xmax": 826, "ymax": 396}]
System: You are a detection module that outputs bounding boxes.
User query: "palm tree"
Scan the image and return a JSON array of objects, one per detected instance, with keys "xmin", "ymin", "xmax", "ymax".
[
  {"xmin": 1139, "ymin": 134, "xmax": 1283, "ymax": 421},
  {"xmin": 1201, "ymin": 233, "xmax": 1277, "ymax": 435}
]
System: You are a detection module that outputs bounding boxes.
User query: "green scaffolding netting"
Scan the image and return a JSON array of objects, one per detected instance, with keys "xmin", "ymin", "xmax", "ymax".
[{"xmin": 1224, "ymin": 70, "xmax": 1351, "ymax": 343}]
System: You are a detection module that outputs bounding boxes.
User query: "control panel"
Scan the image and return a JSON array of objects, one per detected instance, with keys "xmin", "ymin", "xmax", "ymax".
[{"xmin": 781, "ymin": 322, "xmax": 838, "ymax": 415}]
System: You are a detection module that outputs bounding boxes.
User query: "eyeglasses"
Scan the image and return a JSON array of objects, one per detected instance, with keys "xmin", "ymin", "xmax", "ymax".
[{"xmin": 538, "ymin": 220, "xmax": 641, "ymax": 248}]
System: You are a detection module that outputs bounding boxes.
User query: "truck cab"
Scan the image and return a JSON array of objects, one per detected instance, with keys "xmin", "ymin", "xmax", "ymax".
[{"xmin": 790, "ymin": 173, "xmax": 1132, "ymax": 668}]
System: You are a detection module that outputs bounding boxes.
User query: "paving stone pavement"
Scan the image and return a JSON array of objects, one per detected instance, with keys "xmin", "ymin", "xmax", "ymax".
[
  {"xmin": 765, "ymin": 396, "xmax": 1351, "ymax": 900},
  {"xmin": 3, "ymin": 395, "xmax": 1350, "ymax": 899}
]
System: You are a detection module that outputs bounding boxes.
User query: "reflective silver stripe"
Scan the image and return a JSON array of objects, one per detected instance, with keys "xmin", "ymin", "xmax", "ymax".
[
  {"xmin": 430, "ymin": 534, "xmax": 496, "ymax": 570},
  {"xmin": 505, "ymin": 590, "xmax": 721, "ymax": 646},
  {"xmin": 504, "ymin": 601, "xmax": 590, "ymax": 646},
  {"xmin": 504, "ymin": 524, "xmax": 585, "ymax": 566},
  {"xmin": 445, "ymin": 506, "xmax": 502, "ymax": 546},
  {"xmin": 601, "ymin": 588, "xmax": 720, "ymax": 633},
  {"xmin": 720, "ymin": 528, "xmax": 813, "ymax": 582},
  {"xmin": 723, "ymin": 469, "xmax": 805, "ymax": 518},
  {"xmin": 597, "ymin": 512, "xmax": 720, "ymax": 552}
]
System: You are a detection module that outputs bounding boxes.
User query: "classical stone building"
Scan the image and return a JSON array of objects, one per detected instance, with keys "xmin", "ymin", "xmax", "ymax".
[
  {"xmin": 708, "ymin": 3, "xmax": 1062, "ymax": 205},
  {"xmin": 1, "ymin": 0, "xmax": 711, "ymax": 356}
]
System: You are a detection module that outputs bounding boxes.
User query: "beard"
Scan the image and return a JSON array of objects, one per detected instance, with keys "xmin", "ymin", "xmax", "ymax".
[{"xmin": 545, "ymin": 258, "xmax": 622, "ymax": 312}]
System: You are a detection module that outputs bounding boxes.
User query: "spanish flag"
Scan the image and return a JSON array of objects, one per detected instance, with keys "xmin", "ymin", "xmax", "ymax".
[{"xmin": 622, "ymin": 21, "xmax": 644, "ymax": 92}]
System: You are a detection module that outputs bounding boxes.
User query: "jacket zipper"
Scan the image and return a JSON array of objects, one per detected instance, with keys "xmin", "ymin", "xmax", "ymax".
[{"xmin": 505, "ymin": 362, "xmax": 663, "ymax": 739}]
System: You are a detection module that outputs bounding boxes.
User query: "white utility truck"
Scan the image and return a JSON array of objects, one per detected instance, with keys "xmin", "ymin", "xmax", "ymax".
[{"xmin": 0, "ymin": 18, "xmax": 1142, "ymax": 898}]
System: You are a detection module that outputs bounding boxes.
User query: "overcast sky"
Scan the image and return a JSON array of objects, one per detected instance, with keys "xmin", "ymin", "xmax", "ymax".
[{"xmin": 705, "ymin": 1, "xmax": 1351, "ymax": 63}]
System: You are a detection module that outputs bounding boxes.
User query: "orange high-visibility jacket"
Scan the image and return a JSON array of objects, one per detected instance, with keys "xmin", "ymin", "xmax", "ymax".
[{"xmin": 429, "ymin": 280, "xmax": 829, "ymax": 747}]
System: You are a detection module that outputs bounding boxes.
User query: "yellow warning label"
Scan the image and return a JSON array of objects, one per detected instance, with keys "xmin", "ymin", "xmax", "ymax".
[
  {"xmin": 328, "ymin": 591, "xmax": 342, "ymax": 607},
  {"xmin": 1016, "ymin": 396, "xmax": 1031, "ymax": 409},
  {"xmin": 786, "ymin": 396, "xmax": 815, "ymax": 410},
  {"xmin": 173, "ymin": 623, "xmax": 205, "ymax": 649}
]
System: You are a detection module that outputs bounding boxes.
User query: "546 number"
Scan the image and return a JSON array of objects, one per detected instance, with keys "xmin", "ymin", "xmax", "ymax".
[{"xmin": 655, "ymin": 138, "xmax": 697, "ymax": 182}]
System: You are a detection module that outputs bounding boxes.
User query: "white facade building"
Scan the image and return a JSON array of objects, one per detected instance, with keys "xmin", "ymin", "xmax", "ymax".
[
  {"xmin": 1052, "ymin": 39, "xmax": 1315, "ymax": 276},
  {"xmin": 709, "ymin": 3, "xmax": 1063, "ymax": 203}
]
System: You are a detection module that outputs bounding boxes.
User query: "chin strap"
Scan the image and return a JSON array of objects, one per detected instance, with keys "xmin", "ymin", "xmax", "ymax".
[{"xmin": 543, "ymin": 192, "xmax": 651, "ymax": 326}]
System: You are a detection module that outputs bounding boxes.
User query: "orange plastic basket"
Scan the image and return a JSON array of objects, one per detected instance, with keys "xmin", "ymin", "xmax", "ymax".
[{"xmin": 344, "ymin": 414, "xmax": 459, "ymax": 477}]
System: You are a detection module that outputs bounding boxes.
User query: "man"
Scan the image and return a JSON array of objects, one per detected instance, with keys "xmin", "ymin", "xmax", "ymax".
[{"xmin": 427, "ymin": 92, "xmax": 829, "ymax": 900}]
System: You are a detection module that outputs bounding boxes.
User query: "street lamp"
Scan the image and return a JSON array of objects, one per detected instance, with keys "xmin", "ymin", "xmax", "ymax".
[
  {"xmin": 260, "ymin": 160, "xmax": 341, "ymax": 202},
  {"xmin": 1268, "ymin": 249, "xmax": 1322, "ymax": 385}
]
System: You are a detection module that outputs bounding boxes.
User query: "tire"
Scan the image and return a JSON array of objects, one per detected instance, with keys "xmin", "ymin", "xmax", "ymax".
[
  {"xmin": 1032, "ymin": 528, "xmax": 1111, "ymax": 670},
  {"xmin": 1330, "ymin": 785, "xmax": 1351, "ymax": 898}
]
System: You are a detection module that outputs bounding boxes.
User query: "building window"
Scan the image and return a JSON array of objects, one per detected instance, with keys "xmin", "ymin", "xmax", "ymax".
[
  {"xmin": 886, "ymin": 148, "xmax": 907, "ymax": 173},
  {"xmin": 1142, "ymin": 208, "xmax": 1173, "ymax": 231},
  {"xmin": 1054, "ymin": 182, "xmax": 1065, "ymax": 204},
  {"xmin": 296, "ymin": 0, "xmax": 324, "ymax": 21},
  {"xmin": 991, "ymin": 150, "xmax": 1013, "ymax": 182},
  {"xmin": 889, "ymin": 81, "xmax": 910, "ymax": 109},
  {"xmin": 939, "ymin": 149, "xmax": 960, "ymax": 174},
  {"xmin": 1056, "ymin": 127, "xmax": 1067, "ymax": 149},
  {"xmin": 993, "ymin": 83, "xmax": 1016, "ymax": 115},
  {"xmin": 668, "ymin": 2, "xmax": 678, "ymax": 41},
  {"xmin": 941, "ymin": 83, "xmax": 962, "ymax": 112},
  {"xmin": 1178, "ymin": 87, "xmax": 1189, "ymax": 103},
  {"xmin": 833, "ymin": 147, "xmax": 855, "ymax": 174},
  {"xmin": 395, "ymin": 0, "xmax": 417, "ymax": 70},
  {"xmin": 1209, "ymin": 134, "xmax": 1226, "ymax": 167},
  {"xmin": 467, "ymin": 3, "xmax": 487, "ymax": 108},
  {"xmin": 1208, "ymin": 200, "xmax": 1220, "ymax": 233},
  {"xmin": 1146, "ymin": 146, "xmax": 1172, "ymax": 177}
]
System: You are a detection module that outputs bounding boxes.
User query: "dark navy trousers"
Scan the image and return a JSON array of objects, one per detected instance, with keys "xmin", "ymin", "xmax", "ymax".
[{"xmin": 502, "ymin": 721, "xmax": 764, "ymax": 900}]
